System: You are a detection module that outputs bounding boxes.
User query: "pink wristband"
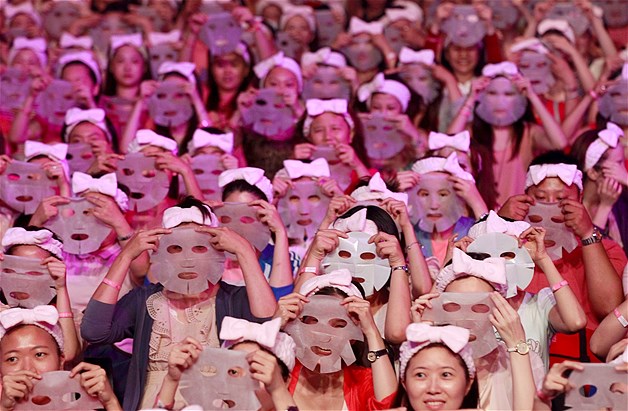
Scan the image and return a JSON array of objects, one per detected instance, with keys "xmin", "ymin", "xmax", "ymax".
[
  {"xmin": 551, "ymin": 280, "xmax": 569, "ymax": 292},
  {"xmin": 536, "ymin": 389, "xmax": 554, "ymax": 402},
  {"xmin": 102, "ymin": 278, "xmax": 121, "ymax": 291},
  {"xmin": 614, "ymin": 308, "xmax": 628, "ymax": 328},
  {"xmin": 58, "ymin": 312, "xmax": 73, "ymax": 318}
]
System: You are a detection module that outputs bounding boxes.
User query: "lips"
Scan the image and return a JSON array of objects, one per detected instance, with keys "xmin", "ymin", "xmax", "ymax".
[
  {"xmin": 297, "ymin": 218, "xmax": 312, "ymax": 226},
  {"xmin": 178, "ymin": 272, "xmax": 198, "ymax": 280},
  {"xmin": 423, "ymin": 399, "xmax": 447, "ymax": 410}
]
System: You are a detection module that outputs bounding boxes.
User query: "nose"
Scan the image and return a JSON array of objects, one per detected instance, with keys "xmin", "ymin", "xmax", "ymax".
[
  {"xmin": 180, "ymin": 258, "xmax": 196, "ymax": 269},
  {"xmin": 298, "ymin": 199, "xmax": 311, "ymax": 215},
  {"xmin": 21, "ymin": 356, "xmax": 36, "ymax": 373},
  {"xmin": 427, "ymin": 376, "xmax": 443, "ymax": 394},
  {"xmin": 429, "ymin": 195, "xmax": 440, "ymax": 210}
]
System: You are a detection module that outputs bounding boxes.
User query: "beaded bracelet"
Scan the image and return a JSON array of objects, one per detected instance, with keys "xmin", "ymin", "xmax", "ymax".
[
  {"xmin": 551, "ymin": 280, "xmax": 569, "ymax": 293},
  {"xmin": 614, "ymin": 308, "xmax": 628, "ymax": 328},
  {"xmin": 58, "ymin": 312, "xmax": 74, "ymax": 319}
]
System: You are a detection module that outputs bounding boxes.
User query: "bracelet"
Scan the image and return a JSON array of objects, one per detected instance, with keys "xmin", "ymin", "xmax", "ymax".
[
  {"xmin": 303, "ymin": 266, "xmax": 317, "ymax": 274},
  {"xmin": 391, "ymin": 265, "xmax": 409, "ymax": 273},
  {"xmin": 102, "ymin": 278, "xmax": 122, "ymax": 291},
  {"xmin": 589, "ymin": 89, "xmax": 599, "ymax": 100},
  {"xmin": 405, "ymin": 241, "xmax": 419, "ymax": 252},
  {"xmin": 536, "ymin": 389, "xmax": 554, "ymax": 402},
  {"xmin": 614, "ymin": 308, "xmax": 628, "ymax": 328},
  {"xmin": 117, "ymin": 232, "xmax": 134, "ymax": 242},
  {"xmin": 58, "ymin": 312, "xmax": 74, "ymax": 319},
  {"xmin": 551, "ymin": 280, "xmax": 569, "ymax": 292}
]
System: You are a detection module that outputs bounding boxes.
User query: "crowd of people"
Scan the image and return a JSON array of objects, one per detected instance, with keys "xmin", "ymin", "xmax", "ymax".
[{"xmin": 0, "ymin": 0, "xmax": 626, "ymax": 410}]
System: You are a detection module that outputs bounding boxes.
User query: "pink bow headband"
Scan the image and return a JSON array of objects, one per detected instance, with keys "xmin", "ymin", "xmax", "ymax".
[
  {"xmin": 162, "ymin": 205, "xmax": 218, "ymax": 229},
  {"xmin": 584, "ymin": 122, "xmax": 624, "ymax": 171},
  {"xmin": 0, "ymin": 306, "xmax": 64, "ymax": 352},
  {"xmin": 283, "ymin": 158, "xmax": 330, "ymax": 180},
  {"xmin": 412, "ymin": 152, "xmax": 475, "ymax": 182},
  {"xmin": 467, "ymin": 210, "xmax": 531, "ymax": 239},
  {"xmin": 188, "ymin": 129, "xmax": 234, "ymax": 155},
  {"xmin": 303, "ymin": 99, "xmax": 354, "ymax": 137},
  {"xmin": 301, "ymin": 47, "xmax": 347, "ymax": 68},
  {"xmin": 128, "ymin": 129, "xmax": 178, "ymax": 154},
  {"xmin": 525, "ymin": 163, "xmax": 583, "ymax": 191},
  {"xmin": 299, "ymin": 269, "xmax": 362, "ymax": 298},
  {"xmin": 330, "ymin": 208, "xmax": 379, "ymax": 236},
  {"xmin": 435, "ymin": 248, "xmax": 508, "ymax": 296},
  {"xmin": 72, "ymin": 172, "xmax": 129, "ymax": 212},
  {"xmin": 357, "ymin": 73, "xmax": 411, "ymax": 112},
  {"xmin": 2, "ymin": 227, "xmax": 63, "ymax": 259},
  {"xmin": 428, "ymin": 131, "xmax": 470, "ymax": 152},
  {"xmin": 399, "ymin": 323, "xmax": 475, "ymax": 380},
  {"xmin": 351, "ymin": 172, "xmax": 409, "ymax": 205}
]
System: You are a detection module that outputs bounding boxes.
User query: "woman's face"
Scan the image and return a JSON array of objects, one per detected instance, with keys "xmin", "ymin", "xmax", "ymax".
[
  {"xmin": 445, "ymin": 44, "xmax": 479, "ymax": 77},
  {"xmin": 403, "ymin": 346, "xmax": 471, "ymax": 411},
  {"xmin": 110, "ymin": 45, "xmax": 145, "ymax": 88},
  {"xmin": 7, "ymin": 245, "xmax": 51, "ymax": 260},
  {"xmin": 370, "ymin": 93, "xmax": 403, "ymax": 116},
  {"xmin": 479, "ymin": 77, "xmax": 523, "ymax": 124},
  {"xmin": 0, "ymin": 325, "xmax": 62, "ymax": 376},
  {"xmin": 526, "ymin": 177, "xmax": 580, "ymax": 204},
  {"xmin": 11, "ymin": 49, "xmax": 41, "ymax": 73},
  {"xmin": 284, "ymin": 15, "xmax": 313, "ymax": 46},
  {"xmin": 223, "ymin": 189, "xmax": 260, "ymax": 204},
  {"xmin": 61, "ymin": 63, "xmax": 97, "ymax": 95},
  {"xmin": 211, "ymin": 52, "xmax": 248, "ymax": 92},
  {"xmin": 68, "ymin": 122, "xmax": 109, "ymax": 148},
  {"xmin": 445, "ymin": 276, "xmax": 495, "ymax": 293},
  {"xmin": 265, "ymin": 66, "xmax": 299, "ymax": 103},
  {"xmin": 309, "ymin": 112, "xmax": 351, "ymax": 147}
]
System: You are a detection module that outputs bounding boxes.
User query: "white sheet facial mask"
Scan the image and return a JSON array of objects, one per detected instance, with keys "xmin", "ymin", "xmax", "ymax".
[
  {"xmin": 116, "ymin": 153, "xmax": 170, "ymax": 212},
  {"xmin": 311, "ymin": 146, "xmax": 352, "ymax": 191},
  {"xmin": 441, "ymin": 5, "xmax": 486, "ymax": 47},
  {"xmin": 65, "ymin": 143, "xmax": 94, "ymax": 174},
  {"xmin": 285, "ymin": 294, "xmax": 364, "ymax": 373},
  {"xmin": 35, "ymin": 80, "xmax": 76, "ymax": 126},
  {"xmin": 321, "ymin": 232, "xmax": 390, "ymax": 298},
  {"xmin": 518, "ymin": 51, "xmax": 555, "ymax": 95},
  {"xmin": 136, "ymin": 6, "xmax": 167, "ymax": 32},
  {"xmin": 0, "ymin": 68, "xmax": 31, "ymax": 111},
  {"xmin": 148, "ymin": 43, "xmax": 179, "ymax": 79},
  {"xmin": 100, "ymin": 96, "xmax": 134, "ymax": 129},
  {"xmin": 467, "ymin": 233, "xmax": 535, "ymax": 298},
  {"xmin": 524, "ymin": 202, "xmax": 578, "ymax": 260},
  {"xmin": 240, "ymin": 89, "xmax": 295, "ymax": 139},
  {"xmin": 148, "ymin": 81, "xmax": 194, "ymax": 127},
  {"xmin": 0, "ymin": 161, "xmax": 56, "ymax": 215},
  {"xmin": 214, "ymin": 202, "xmax": 271, "ymax": 252},
  {"xmin": 546, "ymin": 3, "xmax": 590, "ymax": 36},
  {"xmin": 302, "ymin": 66, "xmax": 352, "ymax": 101},
  {"xmin": 423, "ymin": 292, "xmax": 498, "ymax": 359},
  {"xmin": 487, "ymin": 0, "xmax": 519, "ymax": 29},
  {"xmin": 564, "ymin": 363, "xmax": 628, "ymax": 410},
  {"xmin": 476, "ymin": 77, "xmax": 527, "ymax": 126},
  {"xmin": 315, "ymin": 9, "xmax": 343, "ymax": 47},
  {"xmin": 277, "ymin": 179, "xmax": 330, "ymax": 242},
  {"xmin": 43, "ymin": 197, "xmax": 111, "ymax": 255},
  {"xmin": 0, "ymin": 255, "xmax": 55, "ymax": 308},
  {"xmin": 342, "ymin": 34, "xmax": 383, "ymax": 72},
  {"xmin": 599, "ymin": 80, "xmax": 628, "ymax": 126},
  {"xmin": 399, "ymin": 63, "xmax": 438, "ymax": 104},
  {"xmin": 408, "ymin": 173, "xmax": 465, "ymax": 232},
  {"xmin": 275, "ymin": 32, "xmax": 302, "ymax": 60},
  {"xmin": 178, "ymin": 154, "xmax": 224, "ymax": 200},
  {"xmin": 150, "ymin": 226, "xmax": 225, "ymax": 294},
  {"xmin": 200, "ymin": 12, "xmax": 243, "ymax": 57},
  {"xmin": 179, "ymin": 348, "xmax": 261, "ymax": 411},
  {"xmin": 384, "ymin": 25, "xmax": 407, "ymax": 55},
  {"xmin": 88, "ymin": 16, "xmax": 134, "ymax": 53},
  {"xmin": 595, "ymin": 0, "xmax": 628, "ymax": 28},
  {"xmin": 360, "ymin": 114, "xmax": 406, "ymax": 160},
  {"xmin": 13, "ymin": 371, "xmax": 101, "ymax": 411},
  {"xmin": 43, "ymin": 1, "xmax": 80, "ymax": 39}
]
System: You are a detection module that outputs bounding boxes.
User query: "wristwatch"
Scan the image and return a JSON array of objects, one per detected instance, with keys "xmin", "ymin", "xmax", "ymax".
[
  {"xmin": 507, "ymin": 340, "xmax": 530, "ymax": 355},
  {"xmin": 581, "ymin": 228, "xmax": 602, "ymax": 246},
  {"xmin": 367, "ymin": 348, "xmax": 389, "ymax": 363}
]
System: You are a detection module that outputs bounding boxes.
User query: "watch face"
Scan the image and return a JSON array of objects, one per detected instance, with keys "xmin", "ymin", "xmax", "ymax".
[
  {"xmin": 367, "ymin": 352, "xmax": 376, "ymax": 362},
  {"xmin": 517, "ymin": 342, "xmax": 529, "ymax": 355}
]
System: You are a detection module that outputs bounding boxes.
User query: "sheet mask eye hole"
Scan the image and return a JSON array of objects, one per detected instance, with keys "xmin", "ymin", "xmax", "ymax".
[
  {"xmin": 500, "ymin": 251, "xmax": 516, "ymax": 260},
  {"xmin": 359, "ymin": 252, "xmax": 376, "ymax": 260},
  {"xmin": 443, "ymin": 302, "xmax": 461, "ymax": 312},
  {"xmin": 300, "ymin": 315, "xmax": 318, "ymax": 325},
  {"xmin": 167, "ymin": 245, "xmax": 183, "ymax": 254},
  {"xmin": 227, "ymin": 367, "xmax": 244, "ymax": 377},
  {"xmin": 255, "ymin": 99, "xmax": 267, "ymax": 106},
  {"xmin": 528, "ymin": 215, "xmax": 543, "ymax": 223},
  {"xmin": 471, "ymin": 304, "xmax": 490, "ymax": 314},
  {"xmin": 578, "ymin": 384, "xmax": 598, "ymax": 398},
  {"xmin": 7, "ymin": 173, "xmax": 19, "ymax": 181},
  {"xmin": 550, "ymin": 216, "xmax": 564, "ymax": 223},
  {"xmin": 123, "ymin": 168, "xmax": 134, "ymax": 176},
  {"xmin": 468, "ymin": 334, "xmax": 477, "ymax": 342},
  {"xmin": 544, "ymin": 239, "xmax": 556, "ymax": 248},
  {"xmin": 338, "ymin": 250, "xmax": 352, "ymax": 258},
  {"xmin": 192, "ymin": 246, "xmax": 208, "ymax": 254},
  {"xmin": 240, "ymin": 216, "xmax": 255, "ymax": 224},
  {"xmin": 62, "ymin": 208, "xmax": 75, "ymax": 218},
  {"xmin": 329, "ymin": 318, "xmax": 347, "ymax": 328},
  {"xmin": 62, "ymin": 392, "xmax": 82, "ymax": 403},
  {"xmin": 220, "ymin": 216, "xmax": 232, "ymax": 224},
  {"xmin": 308, "ymin": 195, "xmax": 320, "ymax": 203},
  {"xmin": 2, "ymin": 268, "xmax": 15, "ymax": 274},
  {"xmin": 474, "ymin": 252, "xmax": 492, "ymax": 260},
  {"xmin": 31, "ymin": 396, "xmax": 51, "ymax": 406}
]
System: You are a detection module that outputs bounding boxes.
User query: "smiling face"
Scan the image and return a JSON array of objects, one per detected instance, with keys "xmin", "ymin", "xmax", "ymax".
[
  {"xmin": 211, "ymin": 52, "xmax": 248, "ymax": 92},
  {"xmin": 309, "ymin": 112, "xmax": 351, "ymax": 147},
  {"xmin": 370, "ymin": 93, "xmax": 403, "ymax": 116},
  {"xmin": 445, "ymin": 44, "xmax": 479, "ymax": 77},
  {"xmin": 264, "ymin": 66, "xmax": 299, "ymax": 103},
  {"xmin": 284, "ymin": 14, "xmax": 313, "ymax": 46},
  {"xmin": 0, "ymin": 325, "xmax": 62, "ymax": 377},
  {"xmin": 403, "ymin": 345, "xmax": 471, "ymax": 411}
]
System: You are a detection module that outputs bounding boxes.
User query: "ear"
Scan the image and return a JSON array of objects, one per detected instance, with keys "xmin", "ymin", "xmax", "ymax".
[{"xmin": 586, "ymin": 167, "xmax": 600, "ymax": 182}]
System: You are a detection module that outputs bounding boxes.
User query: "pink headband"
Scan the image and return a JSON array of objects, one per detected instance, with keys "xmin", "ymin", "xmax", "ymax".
[
  {"xmin": 72, "ymin": 172, "xmax": 129, "ymax": 212},
  {"xmin": 303, "ymin": 98, "xmax": 354, "ymax": 137},
  {"xmin": 357, "ymin": 73, "xmax": 411, "ymax": 112},
  {"xmin": 468, "ymin": 210, "xmax": 531, "ymax": 239},
  {"xmin": 0, "ymin": 306, "xmax": 64, "ymax": 352},
  {"xmin": 162, "ymin": 205, "xmax": 218, "ymax": 229},
  {"xmin": 351, "ymin": 172, "xmax": 409, "ymax": 204},
  {"xmin": 435, "ymin": 248, "xmax": 508, "ymax": 296},
  {"xmin": 412, "ymin": 152, "xmax": 475, "ymax": 182},
  {"xmin": 428, "ymin": 131, "xmax": 470, "ymax": 152},
  {"xmin": 524, "ymin": 163, "xmax": 583, "ymax": 191},
  {"xmin": 283, "ymin": 158, "xmax": 330, "ymax": 180},
  {"xmin": 331, "ymin": 208, "xmax": 379, "ymax": 236},
  {"xmin": 2, "ymin": 227, "xmax": 63, "ymax": 259},
  {"xmin": 584, "ymin": 123, "xmax": 624, "ymax": 171},
  {"xmin": 298, "ymin": 268, "xmax": 362, "ymax": 298}
]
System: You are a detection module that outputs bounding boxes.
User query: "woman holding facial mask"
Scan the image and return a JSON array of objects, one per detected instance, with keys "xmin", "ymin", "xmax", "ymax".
[
  {"xmin": 101, "ymin": 33, "xmax": 151, "ymax": 138},
  {"xmin": 448, "ymin": 62, "xmax": 567, "ymax": 208},
  {"xmin": 81, "ymin": 197, "xmax": 277, "ymax": 410},
  {"xmin": 121, "ymin": 61, "xmax": 210, "ymax": 156},
  {"xmin": 277, "ymin": 270, "xmax": 397, "ymax": 410},
  {"xmin": 155, "ymin": 318, "xmax": 297, "ymax": 410},
  {"xmin": 278, "ymin": 4, "xmax": 316, "ymax": 62}
]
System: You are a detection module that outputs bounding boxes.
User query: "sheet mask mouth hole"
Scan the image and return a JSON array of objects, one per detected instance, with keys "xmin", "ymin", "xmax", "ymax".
[
  {"xmin": 9, "ymin": 292, "xmax": 30, "ymax": 300},
  {"xmin": 25, "ymin": 271, "xmax": 45, "ymax": 276},
  {"xmin": 500, "ymin": 251, "xmax": 516, "ymax": 260},
  {"xmin": 311, "ymin": 346, "xmax": 333, "ymax": 356},
  {"xmin": 70, "ymin": 233, "xmax": 89, "ymax": 241},
  {"xmin": 544, "ymin": 240, "xmax": 556, "ymax": 248},
  {"xmin": 178, "ymin": 272, "xmax": 199, "ymax": 280},
  {"xmin": 16, "ymin": 195, "xmax": 33, "ymax": 202},
  {"xmin": 550, "ymin": 216, "xmax": 565, "ymax": 223},
  {"xmin": 131, "ymin": 192, "xmax": 145, "ymax": 199},
  {"xmin": 31, "ymin": 396, "xmax": 51, "ymax": 406},
  {"xmin": 220, "ymin": 216, "xmax": 232, "ymax": 224},
  {"xmin": 202, "ymin": 189, "xmax": 216, "ymax": 195},
  {"xmin": 164, "ymin": 110, "xmax": 177, "ymax": 117},
  {"xmin": 297, "ymin": 218, "xmax": 313, "ymax": 226}
]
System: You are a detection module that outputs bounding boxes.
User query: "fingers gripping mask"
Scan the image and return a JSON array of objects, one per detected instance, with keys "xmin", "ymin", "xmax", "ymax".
[
  {"xmin": 43, "ymin": 1, "xmax": 81, "ymax": 39},
  {"xmin": 148, "ymin": 44, "xmax": 179, "ymax": 80},
  {"xmin": 423, "ymin": 292, "xmax": 498, "ymax": 359},
  {"xmin": 565, "ymin": 364, "xmax": 627, "ymax": 410},
  {"xmin": 595, "ymin": 0, "xmax": 628, "ymax": 28},
  {"xmin": 407, "ymin": 173, "xmax": 465, "ymax": 232},
  {"xmin": 546, "ymin": 3, "xmax": 590, "ymax": 36},
  {"xmin": 302, "ymin": 66, "xmax": 352, "ymax": 101},
  {"xmin": 487, "ymin": 0, "xmax": 520, "ymax": 30},
  {"xmin": 0, "ymin": 255, "xmax": 56, "ymax": 308},
  {"xmin": 315, "ymin": 10, "xmax": 343, "ymax": 47},
  {"xmin": 214, "ymin": 202, "xmax": 271, "ymax": 252},
  {"xmin": 321, "ymin": 232, "xmax": 391, "ymax": 298},
  {"xmin": 150, "ymin": 227, "xmax": 225, "ymax": 294},
  {"xmin": 441, "ymin": 6, "xmax": 486, "ymax": 47},
  {"xmin": 240, "ymin": 89, "xmax": 295, "ymax": 138},
  {"xmin": 599, "ymin": 80, "xmax": 628, "ymax": 126},
  {"xmin": 178, "ymin": 154, "xmax": 224, "ymax": 200},
  {"xmin": 467, "ymin": 233, "xmax": 535, "ymax": 298},
  {"xmin": 199, "ymin": 12, "xmax": 243, "ymax": 56},
  {"xmin": 277, "ymin": 179, "xmax": 331, "ymax": 242},
  {"xmin": 518, "ymin": 51, "xmax": 555, "ymax": 95},
  {"xmin": 0, "ymin": 161, "xmax": 56, "ymax": 214},
  {"xmin": 311, "ymin": 146, "xmax": 352, "ymax": 191},
  {"xmin": 115, "ymin": 153, "xmax": 169, "ymax": 212},
  {"xmin": 276, "ymin": 32, "xmax": 302, "ymax": 61},
  {"xmin": 342, "ymin": 35, "xmax": 383, "ymax": 72},
  {"xmin": 360, "ymin": 114, "xmax": 406, "ymax": 160},
  {"xmin": 43, "ymin": 198, "xmax": 111, "ymax": 255},
  {"xmin": 398, "ymin": 64, "xmax": 438, "ymax": 104},
  {"xmin": 178, "ymin": 348, "xmax": 261, "ymax": 411},
  {"xmin": 148, "ymin": 82, "xmax": 194, "ymax": 127},
  {"xmin": 384, "ymin": 25, "xmax": 408, "ymax": 55},
  {"xmin": 35, "ymin": 80, "xmax": 77, "ymax": 126},
  {"xmin": 0, "ymin": 68, "xmax": 31, "ymax": 111},
  {"xmin": 476, "ymin": 77, "xmax": 527, "ymax": 126},
  {"xmin": 13, "ymin": 371, "xmax": 101, "ymax": 411},
  {"xmin": 65, "ymin": 143, "xmax": 94, "ymax": 174},
  {"xmin": 524, "ymin": 202, "xmax": 578, "ymax": 260},
  {"xmin": 285, "ymin": 294, "xmax": 364, "ymax": 373}
]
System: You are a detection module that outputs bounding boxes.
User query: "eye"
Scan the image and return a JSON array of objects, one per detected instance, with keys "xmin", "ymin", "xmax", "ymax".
[
  {"xmin": 5, "ymin": 356, "xmax": 18, "ymax": 364},
  {"xmin": 308, "ymin": 195, "xmax": 320, "ymax": 203},
  {"xmin": 442, "ymin": 371, "xmax": 453, "ymax": 377},
  {"xmin": 415, "ymin": 371, "xmax": 426, "ymax": 378},
  {"xmin": 35, "ymin": 352, "xmax": 47, "ymax": 358},
  {"xmin": 227, "ymin": 366, "xmax": 244, "ymax": 377}
]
